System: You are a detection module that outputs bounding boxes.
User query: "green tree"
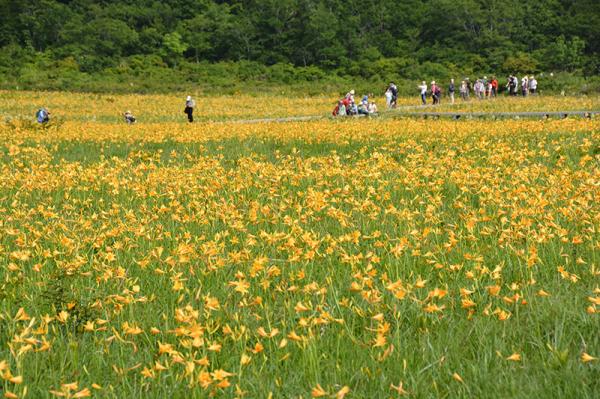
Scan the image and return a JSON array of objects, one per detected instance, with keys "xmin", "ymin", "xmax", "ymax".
[
  {"xmin": 543, "ymin": 35, "xmax": 586, "ymax": 72},
  {"xmin": 161, "ymin": 32, "xmax": 188, "ymax": 66}
]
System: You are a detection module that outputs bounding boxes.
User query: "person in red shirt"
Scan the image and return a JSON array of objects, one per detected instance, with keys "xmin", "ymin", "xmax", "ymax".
[{"xmin": 491, "ymin": 77, "xmax": 499, "ymax": 97}]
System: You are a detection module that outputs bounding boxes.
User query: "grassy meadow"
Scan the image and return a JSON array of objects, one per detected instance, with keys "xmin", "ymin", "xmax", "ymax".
[{"xmin": 0, "ymin": 92, "xmax": 599, "ymax": 398}]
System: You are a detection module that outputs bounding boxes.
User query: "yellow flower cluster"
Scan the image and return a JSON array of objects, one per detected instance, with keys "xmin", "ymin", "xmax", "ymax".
[{"xmin": 0, "ymin": 93, "xmax": 598, "ymax": 397}]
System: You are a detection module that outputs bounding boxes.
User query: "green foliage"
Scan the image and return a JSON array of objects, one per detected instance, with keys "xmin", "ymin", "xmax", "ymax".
[
  {"xmin": 161, "ymin": 32, "xmax": 188, "ymax": 66},
  {"xmin": 0, "ymin": 0, "xmax": 598, "ymax": 93},
  {"xmin": 503, "ymin": 52, "xmax": 539, "ymax": 74}
]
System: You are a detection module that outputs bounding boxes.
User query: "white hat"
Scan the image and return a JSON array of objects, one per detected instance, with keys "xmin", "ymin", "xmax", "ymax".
[
  {"xmin": 350, "ymin": 90, "xmax": 355, "ymax": 95},
  {"xmin": 186, "ymin": 96, "xmax": 191, "ymax": 101}
]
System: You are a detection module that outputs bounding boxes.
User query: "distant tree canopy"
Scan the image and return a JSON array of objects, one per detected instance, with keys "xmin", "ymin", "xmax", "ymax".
[{"xmin": 0, "ymin": 0, "xmax": 598, "ymax": 76}]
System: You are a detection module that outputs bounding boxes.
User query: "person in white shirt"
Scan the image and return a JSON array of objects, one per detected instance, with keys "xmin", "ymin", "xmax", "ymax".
[
  {"xmin": 368, "ymin": 102, "xmax": 378, "ymax": 114},
  {"xmin": 521, "ymin": 76, "xmax": 529, "ymax": 96},
  {"xmin": 529, "ymin": 76, "xmax": 537, "ymax": 94},
  {"xmin": 385, "ymin": 89, "xmax": 393, "ymax": 109},
  {"xmin": 418, "ymin": 81, "xmax": 427, "ymax": 105},
  {"xmin": 345, "ymin": 89, "xmax": 355, "ymax": 104}
]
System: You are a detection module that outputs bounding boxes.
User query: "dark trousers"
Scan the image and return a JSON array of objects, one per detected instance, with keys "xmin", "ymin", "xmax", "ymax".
[{"xmin": 185, "ymin": 107, "xmax": 194, "ymax": 123}]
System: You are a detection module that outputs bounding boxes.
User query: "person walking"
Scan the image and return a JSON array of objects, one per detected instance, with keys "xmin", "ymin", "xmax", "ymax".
[
  {"xmin": 491, "ymin": 77, "xmax": 498, "ymax": 97},
  {"xmin": 460, "ymin": 80, "xmax": 468, "ymax": 101},
  {"xmin": 385, "ymin": 88, "xmax": 393, "ymax": 109},
  {"xmin": 507, "ymin": 75, "xmax": 517, "ymax": 96},
  {"xmin": 465, "ymin": 78, "xmax": 472, "ymax": 99},
  {"xmin": 431, "ymin": 81, "xmax": 441, "ymax": 105},
  {"xmin": 388, "ymin": 83, "xmax": 398, "ymax": 108},
  {"xmin": 521, "ymin": 76, "xmax": 529, "ymax": 96},
  {"xmin": 418, "ymin": 81, "xmax": 427, "ymax": 105},
  {"xmin": 448, "ymin": 79, "xmax": 455, "ymax": 104},
  {"xmin": 184, "ymin": 96, "xmax": 195, "ymax": 123},
  {"xmin": 483, "ymin": 76, "xmax": 489, "ymax": 98},
  {"xmin": 474, "ymin": 79, "xmax": 483, "ymax": 99},
  {"xmin": 529, "ymin": 76, "xmax": 537, "ymax": 94}
]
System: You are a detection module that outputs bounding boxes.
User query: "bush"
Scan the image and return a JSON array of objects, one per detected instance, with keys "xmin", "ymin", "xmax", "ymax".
[{"xmin": 0, "ymin": 55, "xmax": 597, "ymax": 96}]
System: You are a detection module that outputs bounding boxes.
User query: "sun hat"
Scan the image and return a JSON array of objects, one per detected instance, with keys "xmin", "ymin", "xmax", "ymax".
[{"xmin": 186, "ymin": 96, "xmax": 191, "ymax": 101}]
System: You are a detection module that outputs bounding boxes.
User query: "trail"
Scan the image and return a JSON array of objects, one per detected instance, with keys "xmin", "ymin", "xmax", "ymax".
[{"xmin": 229, "ymin": 103, "xmax": 598, "ymax": 124}]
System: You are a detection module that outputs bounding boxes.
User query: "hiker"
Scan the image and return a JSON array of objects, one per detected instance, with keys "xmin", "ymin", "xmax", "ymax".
[
  {"xmin": 418, "ymin": 81, "xmax": 427, "ymax": 105},
  {"xmin": 36, "ymin": 107, "xmax": 50, "ymax": 124},
  {"xmin": 388, "ymin": 82, "xmax": 398, "ymax": 108},
  {"xmin": 184, "ymin": 96, "xmax": 195, "ymax": 123},
  {"xmin": 332, "ymin": 97, "xmax": 346, "ymax": 117},
  {"xmin": 357, "ymin": 99, "xmax": 370, "ymax": 116},
  {"xmin": 338, "ymin": 101, "xmax": 346, "ymax": 116},
  {"xmin": 491, "ymin": 77, "xmax": 498, "ymax": 97},
  {"xmin": 368, "ymin": 101, "xmax": 378, "ymax": 114},
  {"xmin": 521, "ymin": 76, "xmax": 529, "ymax": 96},
  {"xmin": 529, "ymin": 76, "xmax": 537, "ymax": 94},
  {"xmin": 474, "ymin": 79, "xmax": 484, "ymax": 99},
  {"xmin": 345, "ymin": 89, "xmax": 355, "ymax": 104},
  {"xmin": 448, "ymin": 79, "xmax": 455, "ymax": 104},
  {"xmin": 385, "ymin": 89, "xmax": 393, "ymax": 109},
  {"xmin": 345, "ymin": 99, "xmax": 358, "ymax": 116},
  {"xmin": 460, "ymin": 81, "xmax": 468, "ymax": 101},
  {"xmin": 465, "ymin": 78, "xmax": 472, "ymax": 98},
  {"xmin": 482, "ymin": 76, "xmax": 490, "ymax": 98},
  {"xmin": 507, "ymin": 76, "xmax": 517, "ymax": 96},
  {"xmin": 332, "ymin": 101, "xmax": 340, "ymax": 117},
  {"xmin": 431, "ymin": 81, "xmax": 441, "ymax": 105},
  {"xmin": 124, "ymin": 110, "xmax": 136, "ymax": 124}
]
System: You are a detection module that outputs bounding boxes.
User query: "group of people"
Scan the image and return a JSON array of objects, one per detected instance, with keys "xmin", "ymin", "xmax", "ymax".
[
  {"xmin": 418, "ymin": 75, "xmax": 538, "ymax": 105},
  {"xmin": 506, "ymin": 75, "xmax": 538, "ymax": 96},
  {"xmin": 34, "ymin": 76, "xmax": 542, "ymax": 125},
  {"xmin": 332, "ymin": 90, "xmax": 379, "ymax": 117},
  {"xmin": 36, "ymin": 95, "xmax": 197, "ymax": 125}
]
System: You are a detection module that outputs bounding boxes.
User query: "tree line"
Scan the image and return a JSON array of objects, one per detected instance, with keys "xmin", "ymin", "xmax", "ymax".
[{"xmin": 0, "ymin": 0, "xmax": 598, "ymax": 91}]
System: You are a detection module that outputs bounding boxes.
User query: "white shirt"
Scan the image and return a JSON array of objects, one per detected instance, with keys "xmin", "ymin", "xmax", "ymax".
[{"xmin": 419, "ymin": 84, "xmax": 427, "ymax": 94}]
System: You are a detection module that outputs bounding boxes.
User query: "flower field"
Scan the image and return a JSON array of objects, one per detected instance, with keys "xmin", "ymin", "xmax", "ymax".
[{"xmin": 0, "ymin": 93, "xmax": 599, "ymax": 398}]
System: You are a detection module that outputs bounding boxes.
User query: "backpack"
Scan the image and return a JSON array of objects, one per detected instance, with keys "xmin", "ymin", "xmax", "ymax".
[{"xmin": 36, "ymin": 109, "xmax": 47, "ymax": 123}]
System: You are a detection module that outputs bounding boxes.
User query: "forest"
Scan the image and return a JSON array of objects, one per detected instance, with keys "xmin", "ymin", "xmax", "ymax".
[{"xmin": 0, "ymin": 0, "xmax": 599, "ymax": 93}]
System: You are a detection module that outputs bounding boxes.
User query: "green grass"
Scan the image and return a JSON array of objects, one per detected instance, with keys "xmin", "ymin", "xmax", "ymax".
[{"xmin": 0, "ymin": 125, "xmax": 599, "ymax": 398}]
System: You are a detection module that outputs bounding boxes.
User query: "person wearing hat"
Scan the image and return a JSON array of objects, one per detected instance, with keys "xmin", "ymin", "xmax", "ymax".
[
  {"xmin": 345, "ymin": 89, "xmax": 355, "ymax": 104},
  {"xmin": 529, "ymin": 76, "xmax": 537, "ymax": 95},
  {"xmin": 184, "ymin": 95, "xmax": 195, "ymax": 123},
  {"xmin": 521, "ymin": 76, "xmax": 529, "ymax": 97},
  {"xmin": 418, "ymin": 81, "xmax": 427, "ymax": 105},
  {"xmin": 357, "ymin": 99, "xmax": 370, "ymax": 116},
  {"xmin": 124, "ymin": 110, "xmax": 136, "ymax": 124}
]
